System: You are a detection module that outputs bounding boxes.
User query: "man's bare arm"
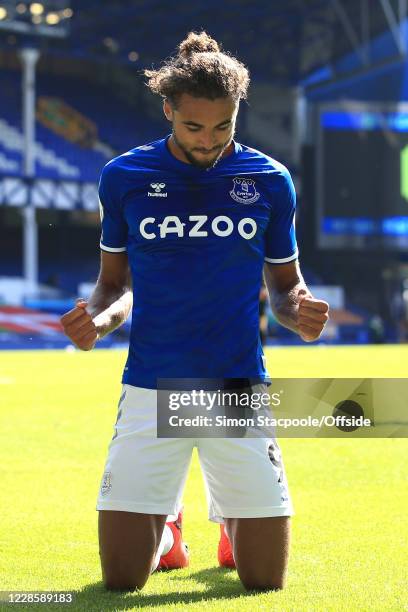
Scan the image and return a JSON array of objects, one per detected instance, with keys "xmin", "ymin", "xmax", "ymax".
[
  {"xmin": 88, "ymin": 252, "xmax": 132, "ymax": 338},
  {"xmin": 60, "ymin": 251, "xmax": 132, "ymax": 350},
  {"xmin": 263, "ymin": 260, "xmax": 329, "ymax": 342}
]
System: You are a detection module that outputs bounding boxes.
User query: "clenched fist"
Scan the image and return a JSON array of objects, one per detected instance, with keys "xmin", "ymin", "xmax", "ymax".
[
  {"xmin": 298, "ymin": 296, "xmax": 329, "ymax": 342},
  {"xmin": 60, "ymin": 298, "xmax": 99, "ymax": 351}
]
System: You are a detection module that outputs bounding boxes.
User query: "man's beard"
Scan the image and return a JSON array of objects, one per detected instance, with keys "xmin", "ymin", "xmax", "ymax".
[{"xmin": 172, "ymin": 130, "xmax": 232, "ymax": 169}]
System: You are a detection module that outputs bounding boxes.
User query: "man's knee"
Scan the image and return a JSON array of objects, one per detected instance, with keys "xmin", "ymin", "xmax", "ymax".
[
  {"xmin": 104, "ymin": 577, "xmax": 142, "ymax": 592},
  {"xmin": 237, "ymin": 557, "xmax": 288, "ymax": 592},
  {"xmin": 98, "ymin": 511, "xmax": 164, "ymax": 592},
  {"xmin": 102, "ymin": 564, "xmax": 150, "ymax": 592},
  {"xmin": 241, "ymin": 575, "xmax": 286, "ymax": 592},
  {"xmin": 101, "ymin": 551, "xmax": 154, "ymax": 592}
]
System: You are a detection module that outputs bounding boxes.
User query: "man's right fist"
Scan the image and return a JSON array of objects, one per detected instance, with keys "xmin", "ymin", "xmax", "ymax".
[{"xmin": 60, "ymin": 298, "xmax": 99, "ymax": 351}]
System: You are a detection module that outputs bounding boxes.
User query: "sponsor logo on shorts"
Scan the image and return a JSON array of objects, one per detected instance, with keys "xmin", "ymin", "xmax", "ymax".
[
  {"xmin": 268, "ymin": 442, "xmax": 282, "ymax": 468},
  {"xmin": 101, "ymin": 471, "xmax": 112, "ymax": 496},
  {"xmin": 268, "ymin": 442, "xmax": 289, "ymax": 501}
]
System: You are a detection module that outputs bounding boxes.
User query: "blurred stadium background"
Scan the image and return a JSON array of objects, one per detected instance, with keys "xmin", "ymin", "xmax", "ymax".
[{"xmin": 0, "ymin": 0, "xmax": 407, "ymax": 347}]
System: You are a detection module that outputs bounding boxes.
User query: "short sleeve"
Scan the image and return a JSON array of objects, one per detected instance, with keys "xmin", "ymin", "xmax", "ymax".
[
  {"xmin": 264, "ymin": 168, "xmax": 299, "ymax": 264},
  {"xmin": 98, "ymin": 164, "xmax": 128, "ymax": 253}
]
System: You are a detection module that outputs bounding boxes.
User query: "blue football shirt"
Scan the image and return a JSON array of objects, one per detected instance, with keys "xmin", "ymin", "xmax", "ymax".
[{"xmin": 98, "ymin": 135, "xmax": 298, "ymax": 389}]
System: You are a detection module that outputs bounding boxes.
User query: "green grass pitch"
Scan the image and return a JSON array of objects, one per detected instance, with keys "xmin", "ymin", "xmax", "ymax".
[{"xmin": 0, "ymin": 345, "xmax": 407, "ymax": 611}]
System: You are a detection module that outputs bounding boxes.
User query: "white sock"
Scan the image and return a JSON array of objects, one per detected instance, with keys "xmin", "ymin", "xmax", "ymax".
[{"xmin": 151, "ymin": 524, "xmax": 174, "ymax": 572}]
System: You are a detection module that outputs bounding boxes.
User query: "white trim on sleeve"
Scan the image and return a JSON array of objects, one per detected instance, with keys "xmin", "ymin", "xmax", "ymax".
[
  {"xmin": 264, "ymin": 250, "xmax": 298, "ymax": 264},
  {"xmin": 100, "ymin": 242, "xmax": 127, "ymax": 253}
]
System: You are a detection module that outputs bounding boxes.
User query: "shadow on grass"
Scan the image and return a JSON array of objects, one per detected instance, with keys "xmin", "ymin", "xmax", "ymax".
[{"xmin": 72, "ymin": 567, "xmax": 262, "ymax": 610}]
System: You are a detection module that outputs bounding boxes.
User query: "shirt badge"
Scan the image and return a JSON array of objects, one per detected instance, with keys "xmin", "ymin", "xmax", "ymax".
[{"xmin": 229, "ymin": 177, "xmax": 260, "ymax": 204}]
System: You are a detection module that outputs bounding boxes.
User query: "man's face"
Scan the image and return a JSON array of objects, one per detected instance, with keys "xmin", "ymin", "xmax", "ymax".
[{"xmin": 164, "ymin": 94, "xmax": 239, "ymax": 169}]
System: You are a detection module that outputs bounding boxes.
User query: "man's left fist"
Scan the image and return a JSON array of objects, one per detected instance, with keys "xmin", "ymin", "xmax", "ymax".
[{"xmin": 297, "ymin": 296, "xmax": 330, "ymax": 342}]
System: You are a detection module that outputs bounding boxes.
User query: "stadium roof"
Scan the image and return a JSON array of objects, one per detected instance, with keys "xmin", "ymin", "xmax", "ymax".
[{"xmin": 0, "ymin": 0, "xmax": 406, "ymax": 84}]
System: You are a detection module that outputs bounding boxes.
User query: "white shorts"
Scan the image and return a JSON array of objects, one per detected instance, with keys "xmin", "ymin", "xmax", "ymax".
[{"xmin": 96, "ymin": 384, "xmax": 294, "ymax": 523}]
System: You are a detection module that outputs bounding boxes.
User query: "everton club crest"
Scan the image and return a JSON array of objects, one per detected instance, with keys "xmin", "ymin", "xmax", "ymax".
[
  {"xmin": 100, "ymin": 471, "xmax": 112, "ymax": 496},
  {"xmin": 229, "ymin": 177, "xmax": 260, "ymax": 204}
]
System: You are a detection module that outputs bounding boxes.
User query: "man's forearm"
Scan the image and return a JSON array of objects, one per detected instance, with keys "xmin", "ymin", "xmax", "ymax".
[
  {"xmin": 264, "ymin": 262, "xmax": 329, "ymax": 343},
  {"xmin": 86, "ymin": 282, "xmax": 133, "ymax": 339},
  {"xmin": 270, "ymin": 282, "xmax": 311, "ymax": 335}
]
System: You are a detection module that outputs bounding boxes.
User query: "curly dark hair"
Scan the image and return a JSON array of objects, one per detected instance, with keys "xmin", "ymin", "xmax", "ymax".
[{"xmin": 145, "ymin": 31, "xmax": 250, "ymax": 106}]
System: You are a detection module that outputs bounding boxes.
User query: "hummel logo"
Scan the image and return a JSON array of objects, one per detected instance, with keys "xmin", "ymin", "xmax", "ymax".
[
  {"xmin": 148, "ymin": 182, "xmax": 167, "ymax": 198},
  {"xmin": 151, "ymin": 182, "xmax": 165, "ymax": 192}
]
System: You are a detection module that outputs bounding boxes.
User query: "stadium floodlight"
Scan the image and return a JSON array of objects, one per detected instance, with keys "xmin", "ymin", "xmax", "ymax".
[
  {"xmin": 0, "ymin": 0, "xmax": 71, "ymax": 38},
  {"xmin": 45, "ymin": 12, "xmax": 59, "ymax": 24},
  {"xmin": 30, "ymin": 3, "xmax": 44, "ymax": 16},
  {"xmin": 128, "ymin": 51, "xmax": 139, "ymax": 62}
]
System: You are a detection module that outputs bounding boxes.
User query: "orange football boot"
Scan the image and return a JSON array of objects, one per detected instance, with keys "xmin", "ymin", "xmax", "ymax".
[
  {"xmin": 158, "ymin": 508, "xmax": 189, "ymax": 570},
  {"xmin": 218, "ymin": 523, "xmax": 236, "ymax": 569}
]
